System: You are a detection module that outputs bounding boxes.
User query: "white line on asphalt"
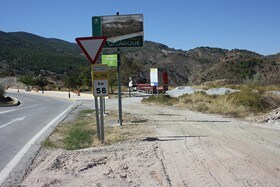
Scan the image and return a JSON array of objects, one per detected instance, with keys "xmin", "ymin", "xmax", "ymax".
[
  {"xmin": 0, "ymin": 103, "xmax": 75, "ymax": 186},
  {"xmin": 0, "ymin": 104, "xmax": 42, "ymax": 115},
  {"xmin": 0, "ymin": 116, "xmax": 26, "ymax": 129}
]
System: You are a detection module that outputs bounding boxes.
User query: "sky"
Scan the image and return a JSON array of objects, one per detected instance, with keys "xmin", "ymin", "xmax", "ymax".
[{"xmin": 1, "ymin": 0, "xmax": 280, "ymax": 55}]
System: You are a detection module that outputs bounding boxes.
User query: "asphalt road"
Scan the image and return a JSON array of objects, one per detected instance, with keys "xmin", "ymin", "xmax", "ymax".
[{"xmin": 0, "ymin": 92, "xmax": 74, "ymax": 186}]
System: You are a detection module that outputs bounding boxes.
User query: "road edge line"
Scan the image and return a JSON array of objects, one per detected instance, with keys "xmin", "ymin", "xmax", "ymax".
[{"xmin": 0, "ymin": 103, "xmax": 75, "ymax": 186}]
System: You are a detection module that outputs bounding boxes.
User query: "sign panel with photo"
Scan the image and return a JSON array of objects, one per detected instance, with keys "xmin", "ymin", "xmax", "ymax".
[{"xmin": 92, "ymin": 14, "xmax": 144, "ymax": 48}]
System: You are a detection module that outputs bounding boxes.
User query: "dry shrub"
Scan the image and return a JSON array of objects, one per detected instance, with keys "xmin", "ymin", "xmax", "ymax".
[
  {"xmin": 195, "ymin": 102, "xmax": 210, "ymax": 112},
  {"xmin": 102, "ymin": 124, "xmax": 152, "ymax": 146},
  {"xmin": 226, "ymin": 90, "xmax": 266, "ymax": 113},
  {"xmin": 143, "ymin": 86, "xmax": 280, "ymax": 119},
  {"xmin": 209, "ymin": 96, "xmax": 248, "ymax": 118},
  {"xmin": 179, "ymin": 92, "xmax": 214, "ymax": 104},
  {"xmin": 179, "ymin": 92, "xmax": 215, "ymax": 112},
  {"xmin": 43, "ymin": 109, "xmax": 154, "ymax": 149},
  {"xmin": 178, "ymin": 89, "xmax": 280, "ymax": 118},
  {"xmin": 142, "ymin": 94, "xmax": 179, "ymax": 105},
  {"xmin": 262, "ymin": 93, "xmax": 280, "ymax": 109}
]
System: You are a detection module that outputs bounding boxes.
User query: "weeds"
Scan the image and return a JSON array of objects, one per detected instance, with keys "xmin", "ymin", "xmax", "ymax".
[
  {"xmin": 42, "ymin": 110, "xmax": 95, "ymax": 150},
  {"xmin": 64, "ymin": 125, "xmax": 94, "ymax": 150},
  {"xmin": 227, "ymin": 90, "xmax": 268, "ymax": 113},
  {"xmin": 102, "ymin": 124, "xmax": 150, "ymax": 146},
  {"xmin": 143, "ymin": 86, "xmax": 280, "ymax": 118},
  {"xmin": 194, "ymin": 81, "xmax": 280, "ymax": 92},
  {"xmin": 42, "ymin": 139, "xmax": 57, "ymax": 148},
  {"xmin": 142, "ymin": 94, "xmax": 179, "ymax": 105},
  {"xmin": 42, "ymin": 109, "xmax": 153, "ymax": 150}
]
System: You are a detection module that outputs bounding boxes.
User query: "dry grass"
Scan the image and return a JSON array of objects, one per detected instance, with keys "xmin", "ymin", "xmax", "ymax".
[
  {"xmin": 178, "ymin": 89, "xmax": 280, "ymax": 118},
  {"xmin": 97, "ymin": 123, "xmax": 152, "ymax": 146},
  {"xmin": 142, "ymin": 94, "xmax": 179, "ymax": 106},
  {"xmin": 193, "ymin": 81, "xmax": 280, "ymax": 92},
  {"xmin": 42, "ymin": 110, "xmax": 154, "ymax": 150},
  {"xmin": 208, "ymin": 97, "xmax": 247, "ymax": 117},
  {"xmin": 143, "ymin": 86, "xmax": 280, "ymax": 118}
]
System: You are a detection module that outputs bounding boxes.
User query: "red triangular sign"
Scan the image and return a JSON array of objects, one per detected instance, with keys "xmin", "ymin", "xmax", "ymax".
[{"xmin": 75, "ymin": 36, "xmax": 107, "ymax": 64}]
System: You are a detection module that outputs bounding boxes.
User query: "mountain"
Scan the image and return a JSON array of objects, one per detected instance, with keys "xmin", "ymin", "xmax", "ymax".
[
  {"xmin": 124, "ymin": 43, "xmax": 279, "ymax": 85},
  {"xmin": 0, "ymin": 31, "xmax": 88, "ymax": 78},
  {"xmin": 0, "ymin": 31, "xmax": 279, "ymax": 86}
]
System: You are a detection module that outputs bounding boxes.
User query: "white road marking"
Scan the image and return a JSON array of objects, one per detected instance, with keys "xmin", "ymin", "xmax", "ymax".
[
  {"xmin": 0, "ymin": 104, "xmax": 42, "ymax": 115},
  {"xmin": 0, "ymin": 103, "xmax": 74, "ymax": 186},
  {"xmin": 0, "ymin": 116, "xmax": 26, "ymax": 129}
]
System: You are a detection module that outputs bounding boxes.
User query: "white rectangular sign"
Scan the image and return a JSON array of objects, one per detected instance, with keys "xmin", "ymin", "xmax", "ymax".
[
  {"xmin": 150, "ymin": 68, "xmax": 158, "ymax": 86},
  {"xmin": 93, "ymin": 80, "xmax": 108, "ymax": 96}
]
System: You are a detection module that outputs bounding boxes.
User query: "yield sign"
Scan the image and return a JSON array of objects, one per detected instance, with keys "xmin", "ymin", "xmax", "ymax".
[{"xmin": 75, "ymin": 36, "xmax": 107, "ymax": 64}]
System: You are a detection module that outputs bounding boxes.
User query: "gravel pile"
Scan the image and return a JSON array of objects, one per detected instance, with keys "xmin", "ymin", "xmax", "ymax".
[
  {"xmin": 167, "ymin": 86, "xmax": 238, "ymax": 97},
  {"xmin": 265, "ymin": 108, "xmax": 280, "ymax": 125}
]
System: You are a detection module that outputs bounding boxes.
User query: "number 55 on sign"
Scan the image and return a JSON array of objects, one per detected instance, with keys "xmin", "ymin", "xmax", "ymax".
[{"xmin": 92, "ymin": 64, "xmax": 109, "ymax": 97}]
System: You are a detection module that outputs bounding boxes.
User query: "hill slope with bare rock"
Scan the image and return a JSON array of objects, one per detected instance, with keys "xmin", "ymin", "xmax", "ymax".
[{"xmin": 0, "ymin": 31, "xmax": 279, "ymax": 86}]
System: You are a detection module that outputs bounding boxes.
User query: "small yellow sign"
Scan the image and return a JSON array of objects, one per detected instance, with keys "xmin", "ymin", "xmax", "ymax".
[
  {"xmin": 92, "ymin": 64, "xmax": 109, "ymax": 96},
  {"xmin": 93, "ymin": 72, "xmax": 108, "ymax": 80},
  {"xmin": 92, "ymin": 64, "xmax": 109, "ymax": 80}
]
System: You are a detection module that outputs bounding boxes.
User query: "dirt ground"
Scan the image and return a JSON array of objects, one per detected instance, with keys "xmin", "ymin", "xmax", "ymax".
[{"xmin": 20, "ymin": 97, "xmax": 280, "ymax": 187}]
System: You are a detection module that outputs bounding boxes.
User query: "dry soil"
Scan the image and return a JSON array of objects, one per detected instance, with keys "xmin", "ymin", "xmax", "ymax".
[{"xmin": 20, "ymin": 97, "xmax": 280, "ymax": 187}]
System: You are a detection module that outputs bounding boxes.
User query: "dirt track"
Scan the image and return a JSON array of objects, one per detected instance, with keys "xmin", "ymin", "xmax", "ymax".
[{"xmin": 20, "ymin": 97, "xmax": 280, "ymax": 187}]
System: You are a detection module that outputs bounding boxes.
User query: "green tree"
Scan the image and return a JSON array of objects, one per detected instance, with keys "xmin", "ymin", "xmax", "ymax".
[
  {"xmin": 64, "ymin": 74, "xmax": 76, "ymax": 91},
  {"xmin": 108, "ymin": 68, "xmax": 118, "ymax": 93},
  {"xmin": 63, "ymin": 73, "xmax": 82, "ymax": 97},
  {"xmin": 80, "ymin": 66, "xmax": 92, "ymax": 90},
  {"xmin": 34, "ymin": 76, "xmax": 49, "ymax": 94},
  {"xmin": 0, "ymin": 83, "xmax": 5, "ymax": 101},
  {"xmin": 18, "ymin": 74, "xmax": 34, "ymax": 90}
]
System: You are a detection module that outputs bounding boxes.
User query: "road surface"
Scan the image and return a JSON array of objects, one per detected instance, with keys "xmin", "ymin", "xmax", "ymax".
[
  {"xmin": 20, "ymin": 97, "xmax": 280, "ymax": 187},
  {"xmin": 0, "ymin": 92, "xmax": 74, "ymax": 186}
]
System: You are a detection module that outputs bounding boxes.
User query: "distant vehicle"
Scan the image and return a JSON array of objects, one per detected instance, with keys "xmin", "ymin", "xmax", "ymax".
[
  {"xmin": 136, "ymin": 84, "xmax": 168, "ymax": 94},
  {"xmin": 135, "ymin": 68, "xmax": 169, "ymax": 94}
]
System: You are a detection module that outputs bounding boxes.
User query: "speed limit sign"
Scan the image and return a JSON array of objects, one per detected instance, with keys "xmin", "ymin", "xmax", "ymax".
[{"xmin": 92, "ymin": 64, "xmax": 109, "ymax": 96}]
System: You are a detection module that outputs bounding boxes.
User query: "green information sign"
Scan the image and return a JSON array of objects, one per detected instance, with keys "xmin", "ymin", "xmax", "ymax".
[
  {"xmin": 92, "ymin": 14, "xmax": 143, "ymax": 48},
  {"xmin": 92, "ymin": 17, "xmax": 102, "ymax": 37},
  {"xmin": 102, "ymin": 54, "xmax": 118, "ymax": 67}
]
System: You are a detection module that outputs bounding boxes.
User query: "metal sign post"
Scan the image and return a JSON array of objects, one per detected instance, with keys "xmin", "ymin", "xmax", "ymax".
[
  {"xmin": 117, "ymin": 49, "xmax": 123, "ymax": 126},
  {"xmin": 99, "ymin": 97, "xmax": 105, "ymax": 143},
  {"xmin": 92, "ymin": 64, "xmax": 109, "ymax": 143},
  {"xmin": 94, "ymin": 97, "xmax": 101, "ymax": 140},
  {"xmin": 92, "ymin": 70, "xmax": 101, "ymax": 140}
]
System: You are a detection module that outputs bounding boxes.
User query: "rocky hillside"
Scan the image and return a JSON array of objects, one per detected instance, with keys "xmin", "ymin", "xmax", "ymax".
[
  {"xmin": 0, "ymin": 31, "xmax": 279, "ymax": 86},
  {"xmin": 124, "ymin": 42, "xmax": 279, "ymax": 85}
]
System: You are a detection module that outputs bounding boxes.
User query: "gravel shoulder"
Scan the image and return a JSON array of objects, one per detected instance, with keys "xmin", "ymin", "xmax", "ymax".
[{"xmin": 20, "ymin": 97, "xmax": 280, "ymax": 187}]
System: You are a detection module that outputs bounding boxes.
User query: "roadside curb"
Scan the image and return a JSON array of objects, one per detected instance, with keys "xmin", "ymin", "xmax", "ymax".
[
  {"xmin": 7, "ymin": 89, "xmax": 93, "ymax": 102},
  {"xmin": 0, "ymin": 97, "xmax": 20, "ymax": 107}
]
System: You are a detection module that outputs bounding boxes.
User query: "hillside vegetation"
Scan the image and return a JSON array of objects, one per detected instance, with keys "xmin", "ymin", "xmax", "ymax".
[
  {"xmin": 0, "ymin": 31, "xmax": 279, "ymax": 89},
  {"xmin": 0, "ymin": 31, "xmax": 88, "ymax": 78}
]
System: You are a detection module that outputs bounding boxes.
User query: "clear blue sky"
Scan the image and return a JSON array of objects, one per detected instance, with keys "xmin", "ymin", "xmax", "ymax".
[{"xmin": 1, "ymin": 0, "xmax": 279, "ymax": 55}]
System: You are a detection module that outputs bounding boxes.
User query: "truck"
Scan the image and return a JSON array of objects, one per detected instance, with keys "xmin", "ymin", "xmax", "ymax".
[
  {"xmin": 136, "ymin": 69, "xmax": 168, "ymax": 94},
  {"xmin": 136, "ymin": 84, "xmax": 168, "ymax": 94}
]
